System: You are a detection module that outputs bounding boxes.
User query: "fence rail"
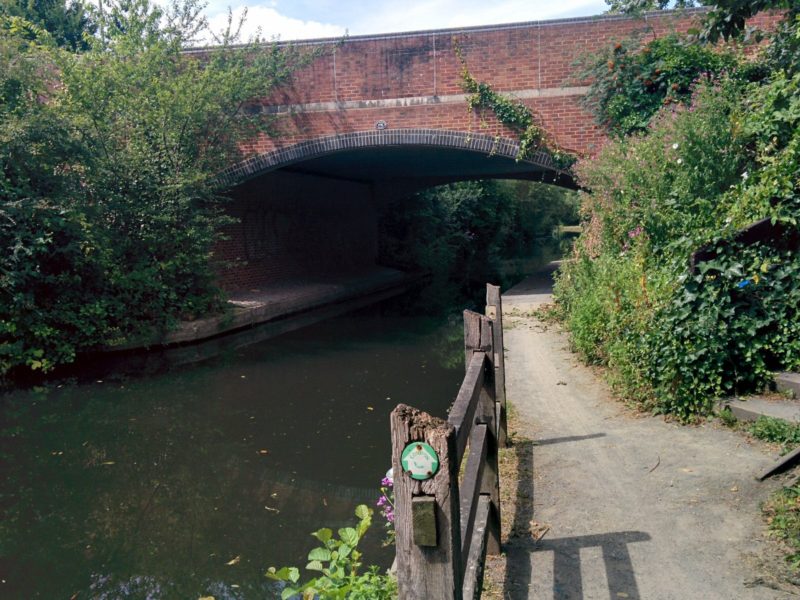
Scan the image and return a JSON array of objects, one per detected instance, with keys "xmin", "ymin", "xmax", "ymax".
[{"xmin": 391, "ymin": 284, "xmax": 507, "ymax": 599}]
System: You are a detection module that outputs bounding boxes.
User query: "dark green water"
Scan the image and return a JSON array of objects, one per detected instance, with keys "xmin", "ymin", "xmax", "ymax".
[{"xmin": 0, "ymin": 290, "xmax": 469, "ymax": 599}]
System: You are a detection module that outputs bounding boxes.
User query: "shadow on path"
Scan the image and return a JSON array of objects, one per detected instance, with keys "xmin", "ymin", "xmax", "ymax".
[
  {"xmin": 534, "ymin": 433, "xmax": 606, "ymax": 447},
  {"xmin": 503, "ymin": 436, "xmax": 648, "ymax": 599}
]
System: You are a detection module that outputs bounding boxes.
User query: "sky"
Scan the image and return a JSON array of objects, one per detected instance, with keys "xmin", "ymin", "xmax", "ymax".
[{"xmin": 200, "ymin": 0, "xmax": 612, "ymax": 43}]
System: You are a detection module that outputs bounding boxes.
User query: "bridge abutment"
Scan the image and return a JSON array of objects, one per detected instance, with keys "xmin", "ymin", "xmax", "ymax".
[{"xmin": 215, "ymin": 170, "xmax": 379, "ymax": 291}]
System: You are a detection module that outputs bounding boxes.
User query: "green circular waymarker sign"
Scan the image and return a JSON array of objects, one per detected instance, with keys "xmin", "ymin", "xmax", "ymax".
[{"xmin": 401, "ymin": 442, "xmax": 440, "ymax": 481}]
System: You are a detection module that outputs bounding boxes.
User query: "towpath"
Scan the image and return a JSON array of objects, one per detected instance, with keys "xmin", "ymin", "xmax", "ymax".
[{"xmin": 490, "ymin": 264, "xmax": 799, "ymax": 599}]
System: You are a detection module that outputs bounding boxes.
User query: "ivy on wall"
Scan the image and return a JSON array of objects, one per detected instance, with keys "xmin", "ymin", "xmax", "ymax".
[{"xmin": 454, "ymin": 41, "xmax": 576, "ymax": 169}]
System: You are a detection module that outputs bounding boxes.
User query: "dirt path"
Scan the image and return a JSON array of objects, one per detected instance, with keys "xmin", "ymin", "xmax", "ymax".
[{"xmin": 493, "ymin": 267, "xmax": 798, "ymax": 599}]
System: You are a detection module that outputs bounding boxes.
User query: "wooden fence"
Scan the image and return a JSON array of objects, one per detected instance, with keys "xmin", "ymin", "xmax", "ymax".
[{"xmin": 390, "ymin": 284, "xmax": 508, "ymax": 599}]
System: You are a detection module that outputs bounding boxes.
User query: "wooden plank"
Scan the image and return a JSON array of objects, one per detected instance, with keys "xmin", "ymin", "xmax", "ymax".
[
  {"xmin": 460, "ymin": 424, "xmax": 488, "ymax": 566},
  {"xmin": 466, "ymin": 300, "xmax": 501, "ymax": 555},
  {"xmin": 463, "ymin": 310, "xmax": 494, "ymax": 369},
  {"xmin": 448, "ymin": 352, "xmax": 486, "ymax": 462},
  {"xmin": 461, "ymin": 495, "xmax": 491, "ymax": 600},
  {"xmin": 486, "ymin": 284, "xmax": 508, "ymax": 447},
  {"xmin": 690, "ymin": 218, "xmax": 799, "ymax": 273},
  {"xmin": 412, "ymin": 496, "xmax": 438, "ymax": 547},
  {"xmin": 758, "ymin": 445, "xmax": 800, "ymax": 481},
  {"xmin": 391, "ymin": 404, "xmax": 463, "ymax": 600},
  {"xmin": 481, "ymin": 421, "xmax": 501, "ymax": 556}
]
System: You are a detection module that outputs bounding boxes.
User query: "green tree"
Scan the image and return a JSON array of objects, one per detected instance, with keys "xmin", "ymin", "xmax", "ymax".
[
  {"xmin": 555, "ymin": 68, "xmax": 800, "ymax": 418},
  {"xmin": 0, "ymin": 0, "xmax": 93, "ymax": 49},
  {"xmin": 379, "ymin": 179, "xmax": 578, "ymax": 291},
  {"xmin": 578, "ymin": 32, "xmax": 739, "ymax": 136},
  {"xmin": 605, "ymin": 0, "xmax": 798, "ymax": 42},
  {"xmin": 0, "ymin": 1, "xmax": 308, "ymax": 378}
]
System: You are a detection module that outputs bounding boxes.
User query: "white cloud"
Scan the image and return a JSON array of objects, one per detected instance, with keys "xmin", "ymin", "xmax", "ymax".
[
  {"xmin": 205, "ymin": 5, "xmax": 345, "ymax": 42},
  {"xmin": 89, "ymin": 0, "xmax": 609, "ymax": 43},
  {"xmin": 347, "ymin": 0, "xmax": 607, "ymax": 36}
]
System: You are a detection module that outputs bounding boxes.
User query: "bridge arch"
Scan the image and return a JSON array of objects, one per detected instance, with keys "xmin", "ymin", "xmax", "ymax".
[
  {"xmin": 216, "ymin": 129, "xmax": 577, "ymax": 291},
  {"xmin": 221, "ymin": 129, "xmax": 575, "ymax": 189}
]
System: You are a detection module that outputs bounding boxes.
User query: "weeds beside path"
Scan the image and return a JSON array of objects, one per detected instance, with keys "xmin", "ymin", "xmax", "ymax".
[{"xmin": 483, "ymin": 267, "xmax": 800, "ymax": 599}]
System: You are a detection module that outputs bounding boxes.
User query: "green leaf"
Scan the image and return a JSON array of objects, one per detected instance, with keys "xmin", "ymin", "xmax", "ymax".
[
  {"xmin": 287, "ymin": 567, "xmax": 300, "ymax": 583},
  {"xmin": 354, "ymin": 504, "xmax": 370, "ymax": 520},
  {"xmin": 280, "ymin": 587, "xmax": 298, "ymax": 600},
  {"xmin": 312, "ymin": 528, "xmax": 333, "ymax": 543},
  {"xmin": 307, "ymin": 547, "xmax": 331, "ymax": 562},
  {"xmin": 305, "ymin": 560, "xmax": 324, "ymax": 572},
  {"xmin": 338, "ymin": 527, "xmax": 358, "ymax": 547},
  {"xmin": 266, "ymin": 566, "xmax": 297, "ymax": 582}
]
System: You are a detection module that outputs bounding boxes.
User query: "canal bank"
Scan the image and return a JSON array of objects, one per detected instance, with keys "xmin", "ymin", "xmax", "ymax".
[{"xmin": 109, "ymin": 266, "xmax": 421, "ymax": 351}]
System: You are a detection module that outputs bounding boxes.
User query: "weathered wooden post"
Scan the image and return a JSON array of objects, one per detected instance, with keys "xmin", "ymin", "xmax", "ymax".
[
  {"xmin": 391, "ymin": 405, "xmax": 463, "ymax": 600},
  {"xmin": 390, "ymin": 289, "xmax": 508, "ymax": 599},
  {"xmin": 463, "ymin": 310, "xmax": 502, "ymax": 557},
  {"xmin": 485, "ymin": 284, "xmax": 508, "ymax": 448}
]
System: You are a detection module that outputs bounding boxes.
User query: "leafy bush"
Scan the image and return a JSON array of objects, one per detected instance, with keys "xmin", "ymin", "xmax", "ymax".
[
  {"xmin": 555, "ymin": 67, "xmax": 800, "ymax": 418},
  {"xmin": 379, "ymin": 179, "xmax": 579, "ymax": 291},
  {"xmin": 266, "ymin": 505, "xmax": 396, "ymax": 600},
  {"xmin": 578, "ymin": 33, "xmax": 739, "ymax": 137},
  {"xmin": 0, "ymin": 2, "xmax": 305, "ymax": 380}
]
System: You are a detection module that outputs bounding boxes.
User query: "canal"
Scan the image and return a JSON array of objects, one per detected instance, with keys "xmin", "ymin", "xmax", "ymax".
[{"xmin": 0, "ymin": 285, "xmax": 471, "ymax": 599}]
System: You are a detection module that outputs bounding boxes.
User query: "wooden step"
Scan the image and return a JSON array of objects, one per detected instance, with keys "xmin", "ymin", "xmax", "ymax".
[{"xmin": 776, "ymin": 372, "xmax": 800, "ymax": 399}]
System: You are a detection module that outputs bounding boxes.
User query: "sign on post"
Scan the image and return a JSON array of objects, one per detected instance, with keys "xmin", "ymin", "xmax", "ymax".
[{"xmin": 401, "ymin": 442, "xmax": 440, "ymax": 480}]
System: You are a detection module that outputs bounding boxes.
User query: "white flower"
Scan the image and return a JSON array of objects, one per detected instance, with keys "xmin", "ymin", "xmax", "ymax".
[
  {"xmin": 677, "ymin": 158, "xmax": 683, "ymax": 165},
  {"xmin": 672, "ymin": 143, "xmax": 679, "ymax": 150},
  {"xmin": 741, "ymin": 171, "xmax": 748, "ymax": 180}
]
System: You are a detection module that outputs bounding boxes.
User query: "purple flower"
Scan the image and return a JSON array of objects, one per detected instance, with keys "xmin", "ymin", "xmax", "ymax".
[
  {"xmin": 381, "ymin": 477, "xmax": 393, "ymax": 487},
  {"xmin": 628, "ymin": 226, "xmax": 643, "ymax": 239}
]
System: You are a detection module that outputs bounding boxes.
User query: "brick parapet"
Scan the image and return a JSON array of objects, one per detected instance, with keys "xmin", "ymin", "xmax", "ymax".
[
  {"xmin": 224, "ymin": 9, "xmax": 729, "ymax": 177},
  {"xmin": 222, "ymin": 8, "xmax": 785, "ymax": 178}
]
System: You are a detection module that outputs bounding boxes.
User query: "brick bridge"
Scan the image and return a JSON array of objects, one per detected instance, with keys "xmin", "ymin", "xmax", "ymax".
[{"xmin": 212, "ymin": 9, "xmax": 703, "ymax": 291}]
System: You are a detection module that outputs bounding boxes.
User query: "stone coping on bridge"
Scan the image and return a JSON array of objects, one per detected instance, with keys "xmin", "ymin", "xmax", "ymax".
[
  {"xmin": 109, "ymin": 266, "xmax": 420, "ymax": 351},
  {"xmin": 184, "ymin": 7, "xmax": 708, "ymax": 50}
]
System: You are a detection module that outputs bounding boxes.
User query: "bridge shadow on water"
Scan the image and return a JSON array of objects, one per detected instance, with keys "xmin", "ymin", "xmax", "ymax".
[{"xmin": 502, "ymin": 438, "xmax": 651, "ymax": 599}]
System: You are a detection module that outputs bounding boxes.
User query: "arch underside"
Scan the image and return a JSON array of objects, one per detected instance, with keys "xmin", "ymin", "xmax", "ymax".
[{"xmin": 221, "ymin": 129, "xmax": 575, "ymax": 189}]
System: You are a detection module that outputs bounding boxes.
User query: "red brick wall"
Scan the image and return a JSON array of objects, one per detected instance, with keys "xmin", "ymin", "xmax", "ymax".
[
  {"xmin": 239, "ymin": 9, "xmax": 728, "ymax": 159},
  {"xmin": 214, "ymin": 171, "xmax": 377, "ymax": 290},
  {"xmin": 234, "ymin": 10, "xmax": 783, "ymax": 161},
  {"xmin": 217, "ymin": 10, "xmax": 783, "ymax": 291}
]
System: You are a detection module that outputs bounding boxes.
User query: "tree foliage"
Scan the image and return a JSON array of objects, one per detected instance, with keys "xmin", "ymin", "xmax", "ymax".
[
  {"xmin": 0, "ymin": 0, "xmax": 93, "ymax": 49},
  {"xmin": 0, "ymin": 1, "xmax": 306, "ymax": 379},
  {"xmin": 554, "ymin": 14, "xmax": 800, "ymax": 419},
  {"xmin": 578, "ymin": 32, "xmax": 739, "ymax": 136},
  {"xmin": 605, "ymin": 0, "xmax": 798, "ymax": 42},
  {"xmin": 379, "ymin": 180, "xmax": 578, "ymax": 291}
]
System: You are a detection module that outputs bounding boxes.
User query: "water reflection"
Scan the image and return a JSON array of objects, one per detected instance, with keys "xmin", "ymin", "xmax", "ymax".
[{"xmin": 0, "ymin": 298, "xmax": 465, "ymax": 599}]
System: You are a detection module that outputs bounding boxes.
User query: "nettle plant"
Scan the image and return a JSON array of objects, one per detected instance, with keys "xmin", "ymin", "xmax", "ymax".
[{"xmin": 266, "ymin": 505, "xmax": 396, "ymax": 600}]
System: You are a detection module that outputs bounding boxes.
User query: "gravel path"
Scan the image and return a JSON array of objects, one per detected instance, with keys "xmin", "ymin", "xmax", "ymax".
[{"xmin": 496, "ymin": 267, "xmax": 798, "ymax": 600}]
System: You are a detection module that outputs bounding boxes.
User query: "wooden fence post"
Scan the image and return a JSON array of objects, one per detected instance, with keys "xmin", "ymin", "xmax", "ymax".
[
  {"xmin": 391, "ymin": 404, "xmax": 463, "ymax": 600},
  {"xmin": 463, "ymin": 310, "xmax": 501, "ymax": 557},
  {"xmin": 485, "ymin": 284, "xmax": 508, "ymax": 448}
]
